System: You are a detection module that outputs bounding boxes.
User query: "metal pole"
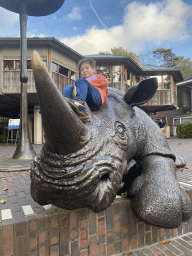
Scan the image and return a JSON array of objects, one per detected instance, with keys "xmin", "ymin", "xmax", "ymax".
[{"xmin": 12, "ymin": 3, "xmax": 35, "ymax": 159}]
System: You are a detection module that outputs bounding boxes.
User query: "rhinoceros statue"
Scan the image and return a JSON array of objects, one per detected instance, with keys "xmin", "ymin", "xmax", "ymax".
[{"xmin": 31, "ymin": 51, "xmax": 191, "ymax": 229}]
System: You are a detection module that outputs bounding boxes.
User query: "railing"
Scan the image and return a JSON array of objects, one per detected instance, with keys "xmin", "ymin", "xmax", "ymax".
[
  {"xmin": 3, "ymin": 70, "xmax": 36, "ymax": 93},
  {"xmin": 2, "ymin": 71, "xmax": 75, "ymax": 94},
  {"xmin": 2, "ymin": 71, "xmax": 177, "ymax": 107},
  {"xmin": 52, "ymin": 72, "xmax": 75, "ymax": 93},
  {"xmin": 108, "ymin": 82, "xmax": 129, "ymax": 93},
  {"xmin": 143, "ymin": 89, "xmax": 177, "ymax": 107}
]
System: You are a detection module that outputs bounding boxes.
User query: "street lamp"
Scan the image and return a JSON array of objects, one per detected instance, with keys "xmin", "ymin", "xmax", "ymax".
[{"xmin": 0, "ymin": 0, "xmax": 65, "ymax": 159}]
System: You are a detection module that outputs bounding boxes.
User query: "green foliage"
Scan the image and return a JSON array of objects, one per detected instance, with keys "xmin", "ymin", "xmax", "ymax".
[
  {"xmin": 104, "ymin": 46, "xmax": 192, "ymax": 75},
  {"xmin": 174, "ymin": 56, "xmax": 192, "ymax": 75},
  {"xmin": 176, "ymin": 123, "xmax": 192, "ymax": 138},
  {"xmin": 152, "ymin": 48, "xmax": 179, "ymax": 68},
  {"xmin": 152, "ymin": 48, "xmax": 192, "ymax": 75},
  {"xmin": 107, "ymin": 47, "xmax": 140, "ymax": 64}
]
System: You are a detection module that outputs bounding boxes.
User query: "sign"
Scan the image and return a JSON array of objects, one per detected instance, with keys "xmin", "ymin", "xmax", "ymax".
[{"xmin": 8, "ymin": 119, "xmax": 20, "ymax": 130}]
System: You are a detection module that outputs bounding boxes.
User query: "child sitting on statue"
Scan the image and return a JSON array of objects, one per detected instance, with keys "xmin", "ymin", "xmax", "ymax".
[{"xmin": 62, "ymin": 58, "xmax": 108, "ymax": 118}]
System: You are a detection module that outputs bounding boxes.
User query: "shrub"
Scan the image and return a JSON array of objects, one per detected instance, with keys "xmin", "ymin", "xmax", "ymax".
[{"xmin": 176, "ymin": 122, "xmax": 192, "ymax": 138}]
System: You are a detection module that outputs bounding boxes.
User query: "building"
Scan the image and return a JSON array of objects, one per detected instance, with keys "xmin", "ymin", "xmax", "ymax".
[
  {"xmin": 86, "ymin": 54, "xmax": 182, "ymax": 114},
  {"xmin": 0, "ymin": 37, "xmax": 83, "ymax": 143},
  {"xmin": 151, "ymin": 73, "xmax": 192, "ymax": 136},
  {"xmin": 0, "ymin": 38, "xmax": 184, "ymax": 143}
]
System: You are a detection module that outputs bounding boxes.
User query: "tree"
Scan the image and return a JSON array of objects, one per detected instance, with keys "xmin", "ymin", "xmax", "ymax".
[
  {"xmin": 105, "ymin": 47, "xmax": 139, "ymax": 64},
  {"xmin": 174, "ymin": 56, "xmax": 192, "ymax": 76},
  {"xmin": 152, "ymin": 48, "xmax": 192, "ymax": 75},
  {"xmin": 152, "ymin": 48, "xmax": 179, "ymax": 68},
  {"xmin": 139, "ymin": 51, "xmax": 158, "ymax": 67}
]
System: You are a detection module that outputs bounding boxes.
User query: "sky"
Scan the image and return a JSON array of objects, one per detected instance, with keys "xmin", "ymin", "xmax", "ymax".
[{"xmin": 0, "ymin": 0, "xmax": 192, "ymax": 63}]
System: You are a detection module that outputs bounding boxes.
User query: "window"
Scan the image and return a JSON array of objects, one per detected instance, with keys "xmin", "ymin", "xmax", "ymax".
[
  {"xmin": 52, "ymin": 61, "xmax": 75, "ymax": 78},
  {"xmin": 71, "ymin": 71, "xmax": 76, "ymax": 80},
  {"xmin": 27, "ymin": 60, "xmax": 32, "ymax": 69},
  {"xmin": 112, "ymin": 66, "xmax": 121, "ymax": 82},
  {"xmin": 150, "ymin": 76, "xmax": 162, "ymax": 89},
  {"xmin": 163, "ymin": 75, "xmax": 170, "ymax": 89},
  {"xmin": 4, "ymin": 60, "xmax": 34, "ymax": 70},
  {"xmin": 15, "ymin": 60, "xmax": 20, "ymax": 70},
  {"xmin": 181, "ymin": 117, "xmax": 192, "ymax": 123},
  {"xmin": 97, "ymin": 66, "xmax": 111, "ymax": 81},
  {"xmin": 42, "ymin": 60, "xmax": 47, "ymax": 67},
  {"xmin": 52, "ymin": 62, "xmax": 58, "ymax": 72},
  {"xmin": 4, "ymin": 60, "xmax": 14, "ymax": 70},
  {"xmin": 59, "ymin": 65, "xmax": 68, "ymax": 76}
]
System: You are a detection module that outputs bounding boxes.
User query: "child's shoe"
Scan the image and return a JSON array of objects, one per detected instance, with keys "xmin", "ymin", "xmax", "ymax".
[{"xmin": 65, "ymin": 97, "xmax": 86, "ymax": 118}]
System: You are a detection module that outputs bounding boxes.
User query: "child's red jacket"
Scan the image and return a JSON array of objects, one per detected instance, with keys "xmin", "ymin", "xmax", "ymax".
[{"xmin": 87, "ymin": 74, "xmax": 108, "ymax": 106}]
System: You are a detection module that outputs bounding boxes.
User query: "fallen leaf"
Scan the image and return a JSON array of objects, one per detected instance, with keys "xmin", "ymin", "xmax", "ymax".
[
  {"xmin": 3, "ymin": 178, "xmax": 7, "ymax": 180},
  {"xmin": 141, "ymin": 250, "xmax": 144, "ymax": 253},
  {"xmin": 0, "ymin": 200, "xmax": 6, "ymax": 204},
  {"xmin": 165, "ymin": 240, "xmax": 171, "ymax": 244},
  {"xmin": 3, "ymin": 188, "xmax": 8, "ymax": 191},
  {"xmin": 159, "ymin": 240, "xmax": 171, "ymax": 244},
  {"xmin": 121, "ymin": 193, "xmax": 125, "ymax": 195},
  {"xmin": 127, "ymin": 252, "xmax": 133, "ymax": 255},
  {"xmin": 183, "ymin": 167, "xmax": 189, "ymax": 171},
  {"xmin": 177, "ymin": 142, "xmax": 183, "ymax": 146}
]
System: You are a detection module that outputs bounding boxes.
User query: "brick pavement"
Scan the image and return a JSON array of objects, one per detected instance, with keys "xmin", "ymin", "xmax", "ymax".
[
  {"xmin": 0, "ymin": 139, "xmax": 191, "ymax": 255},
  {"xmin": 114, "ymin": 232, "xmax": 192, "ymax": 256}
]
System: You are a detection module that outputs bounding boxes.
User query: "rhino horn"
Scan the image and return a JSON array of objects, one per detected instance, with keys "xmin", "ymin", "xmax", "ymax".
[
  {"xmin": 32, "ymin": 50, "xmax": 90, "ymax": 155},
  {"xmin": 124, "ymin": 78, "xmax": 158, "ymax": 106}
]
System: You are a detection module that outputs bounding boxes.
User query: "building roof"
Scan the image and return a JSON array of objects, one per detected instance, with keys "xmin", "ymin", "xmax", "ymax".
[
  {"xmin": 85, "ymin": 54, "xmax": 142, "ymax": 73},
  {"xmin": 0, "ymin": 37, "xmax": 83, "ymax": 61},
  {"xmin": 86, "ymin": 54, "xmax": 183, "ymax": 82},
  {"xmin": 177, "ymin": 79, "xmax": 192, "ymax": 87},
  {"xmin": 183, "ymin": 73, "xmax": 192, "ymax": 81},
  {"xmin": 140, "ymin": 65, "xmax": 183, "ymax": 82}
]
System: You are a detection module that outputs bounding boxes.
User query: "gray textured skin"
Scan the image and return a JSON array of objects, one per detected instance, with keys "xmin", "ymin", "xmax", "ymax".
[{"xmin": 31, "ymin": 51, "xmax": 192, "ymax": 229}]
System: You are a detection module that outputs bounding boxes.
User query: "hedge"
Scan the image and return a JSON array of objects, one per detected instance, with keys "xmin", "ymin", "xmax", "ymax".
[{"xmin": 176, "ymin": 122, "xmax": 192, "ymax": 138}]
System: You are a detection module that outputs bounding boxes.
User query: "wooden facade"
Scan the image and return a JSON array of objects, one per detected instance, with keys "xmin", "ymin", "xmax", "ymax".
[
  {"xmin": 2, "ymin": 70, "xmax": 75, "ymax": 94},
  {"xmin": 88, "ymin": 54, "xmax": 182, "ymax": 113}
]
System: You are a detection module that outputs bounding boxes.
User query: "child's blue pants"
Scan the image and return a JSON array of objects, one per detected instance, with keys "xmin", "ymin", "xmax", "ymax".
[{"xmin": 62, "ymin": 78, "xmax": 102, "ymax": 111}]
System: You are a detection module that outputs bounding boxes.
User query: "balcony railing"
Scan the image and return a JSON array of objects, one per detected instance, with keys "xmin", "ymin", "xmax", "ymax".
[
  {"xmin": 52, "ymin": 72, "xmax": 75, "ymax": 93},
  {"xmin": 143, "ymin": 89, "xmax": 177, "ymax": 107},
  {"xmin": 2, "ymin": 70, "xmax": 75, "ymax": 94},
  {"xmin": 2, "ymin": 71, "xmax": 177, "ymax": 111}
]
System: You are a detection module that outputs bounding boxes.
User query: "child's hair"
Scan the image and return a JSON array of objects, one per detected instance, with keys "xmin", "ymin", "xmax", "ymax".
[{"xmin": 78, "ymin": 58, "xmax": 96, "ymax": 71}]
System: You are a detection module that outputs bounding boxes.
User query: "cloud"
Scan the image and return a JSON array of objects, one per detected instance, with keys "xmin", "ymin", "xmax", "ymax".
[
  {"xmin": 123, "ymin": 0, "xmax": 192, "ymax": 52},
  {"xmin": 62, "ymin": 25, "xmax": 123, "ymax": 55},
  {"xmin": 27, "ymin": 33, "xmax": 47, "ymax": 38},
  {"xmin": 61, "ymin": 0, "xmax": 192, "ymax": 55},
  {"xmin": 68, "ymin": 7, "xmax": 82, "ymax": 20},
  {"xmin": 0, "ymin": 7, "xmax": 19, "ymax": 32}
]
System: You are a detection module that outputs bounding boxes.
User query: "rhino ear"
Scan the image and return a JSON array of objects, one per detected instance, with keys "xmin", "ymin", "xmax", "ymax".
[{"xmin": 124, "ymin": 77, "xmax": 158, "ymax": 106}]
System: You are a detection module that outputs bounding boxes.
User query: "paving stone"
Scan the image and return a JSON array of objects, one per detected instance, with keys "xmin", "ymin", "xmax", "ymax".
[
  {"xmin": 19, "ymin": 197, "xmax": 29, "ymax": 206},
  {"xmin": 176, "ymin": 238, "xmax": 192, "ymax": 250},
  {"xmin": 11, "ymin": 202, "xmax": 21, "ymax": 213}
]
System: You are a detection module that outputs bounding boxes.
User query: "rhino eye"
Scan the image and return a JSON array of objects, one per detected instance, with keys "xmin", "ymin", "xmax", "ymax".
[{"xmin": 115, "ymin": 121, "xmax": 126, "ymax": 140}]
